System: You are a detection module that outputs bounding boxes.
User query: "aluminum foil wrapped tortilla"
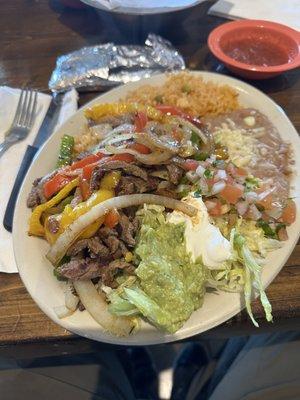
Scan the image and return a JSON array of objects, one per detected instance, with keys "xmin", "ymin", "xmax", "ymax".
[{"xmin": 49, "ymin": 34, "xmax": 185, "ymax": 93}]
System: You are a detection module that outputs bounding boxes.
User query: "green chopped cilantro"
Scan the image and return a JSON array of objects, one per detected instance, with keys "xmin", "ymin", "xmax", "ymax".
[
  {"xmin": 182, "ymin": 84, "xmax": 191, "ymax": 94},
  {"xmin": 244, "ymin": 176, "xmax": 260, "ymax": 192},
  {"xmin": 204, "ymin": 169, "xmax": 213, "ymax": 179},
  {"xmin": 194, "ymin": 152, "xmax": 208, "ymax": 161},
  {"xmin": 178, "ymin": 189, "xmax": 190, "ymax": 199},
  {"xmin": 191, "ymin": 131, "xmax": 200, "ymax": 146},
  {"xmin": 179, "ymin": 176, "xmax": 189, "ymax": 185},
  {"xmin": 256, "ymin": 220, "xmax": 276, "ymax": 239}
]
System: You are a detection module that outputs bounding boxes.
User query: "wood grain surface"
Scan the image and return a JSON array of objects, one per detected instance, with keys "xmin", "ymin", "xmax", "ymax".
[{"xmin": 0, "ymin": 0, "xmax": 299, "ymax": 344}]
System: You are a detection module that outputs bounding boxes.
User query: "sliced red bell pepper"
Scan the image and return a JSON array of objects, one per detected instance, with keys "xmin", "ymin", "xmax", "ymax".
[
  {"xmin": 43, "ymin": 174, "xmax": 74, "ymax": 199},
  {"xmin": 82, "ymin": 152, "xmax": 136, "ymax": 181},
  {"xmin": 70, "ymin": 152, "xmax": 106, "ymax": 171},
  {"xmin": 79, "ymin": 178, "xmax": 91, "ymax": 201},
  {"xmin": 110, "ymin": 153, "xmax": 135, "ymax": 163},
  {"xmin": 156, "ymin": 105, "xmax": 202, "ymax": 128},
  {"xmin": 128, "ymin": 143, "xmax": 151, "ymax": 154},
  {"xmin": 134, "ymin": 111, "xmax": 148, "ymax": 132},
  {"xmin": 82, "ymin": 162, "xmax": 98, "ymax": 181}
]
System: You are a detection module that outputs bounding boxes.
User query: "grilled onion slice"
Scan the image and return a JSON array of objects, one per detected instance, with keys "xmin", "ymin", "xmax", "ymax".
[{"xmin": 46, "ymin": 194, "xmax": 197, "ymax": 265}]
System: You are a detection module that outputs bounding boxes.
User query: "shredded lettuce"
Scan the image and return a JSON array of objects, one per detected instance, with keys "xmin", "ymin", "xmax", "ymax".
[
  {"xmin": 208, "ymin": 229, "xmax": 273, "ymax": 326},
  {"xmin": 124, "ymin": 287, "xmax": 173, "ymax": 329},
  {"xmin": 108, "ymin": 291, "xmax": 139, "ymax": 317},
  {"xmin": 109, "ymin": 285, "xmax": 174, "ymax": 329},
  {"xmin": 215, "ymin": 218, "xmax": 281, "ymax": 257},
  {"xmin": 234, "ymin": 231, "xmax": 273, "ymax": 326},
  {"xmin": 206, "ymin": 262, "xmax": 245, "ymax": 292},
  {"xmin": 208, "ymin": 218, "xmax": 277, "ymax": 326}
]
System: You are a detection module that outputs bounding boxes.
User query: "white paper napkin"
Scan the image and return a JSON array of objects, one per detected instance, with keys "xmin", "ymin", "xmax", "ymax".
[
  {"xmin": 208, "ymin": 0, "xmax": 300, "ymax": 32},
  {"xmin": 0, "ymin": 88, "xmax": 78, "ymax": 273}
]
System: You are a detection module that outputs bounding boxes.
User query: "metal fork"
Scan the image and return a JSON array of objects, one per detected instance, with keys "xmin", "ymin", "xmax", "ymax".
[{"xmin": 0, "ymin": 88, "xmax": 38, "ymax": 159}]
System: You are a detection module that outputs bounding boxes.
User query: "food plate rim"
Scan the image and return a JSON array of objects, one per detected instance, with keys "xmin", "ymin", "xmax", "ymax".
[{"xmin": 13, "ymin": 70, "xmax": 300, "ymax": 345}]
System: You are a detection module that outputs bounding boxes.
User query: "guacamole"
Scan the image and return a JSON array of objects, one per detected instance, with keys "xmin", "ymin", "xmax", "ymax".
[{"xmin": 133, "ymin": 206, "xmax": 206, "ymax": 333}]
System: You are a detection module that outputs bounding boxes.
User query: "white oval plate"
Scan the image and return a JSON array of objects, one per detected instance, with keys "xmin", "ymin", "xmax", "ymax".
[
  {"xmin": 13, "ymin": 72, "xmax": 300, "ymax": 345},
  {"xmin": 81, "ymin": 0, "xmax": 200, "ymax": 15}
]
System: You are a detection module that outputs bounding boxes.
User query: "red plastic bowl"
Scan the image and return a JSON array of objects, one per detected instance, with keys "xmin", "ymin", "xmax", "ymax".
[{"xmin": 208, "ymin": 20, "xmax": 300, "ymax": 79}]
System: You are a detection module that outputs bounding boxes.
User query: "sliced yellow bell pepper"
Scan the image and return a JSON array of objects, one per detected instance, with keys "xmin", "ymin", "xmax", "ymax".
[
  {"xmin": 43, "ymin": 172, "xmax": 121, "ymax": 243},
  {"xmin": 44, "ymin": 215, "xmax": 105, "ymax": 244},
  {"xmin": 60, "ymin": 188, "xmax": 113, "ymax": 231},
  {"xmin": 44, "ymin": 215, "xmax": 62, "ymax": 244},
  {"xmin": 85, "ymin": 102, "xmax": 163, "ymax": 122},
  {"xmin": 100, "ymin": 171, "xmax": 121, "ymax": 191},
  {"xmin": 28, "ymin": 178, "xmax": 79, "ymax": 237},
  {"xmin": 44, "ymin": 191, "xmax": 112, "ymax": 244}
]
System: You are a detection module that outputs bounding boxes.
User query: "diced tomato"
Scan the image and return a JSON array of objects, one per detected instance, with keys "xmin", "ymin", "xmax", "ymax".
[
  {"xmin": 43, "ymin": 174, "xmax": 74, "ymax": 199},
  {"xmin": 104, "ymin": 208, "xmax": 120, "ymax": 229},
  {"xmin": 256, "ymin": 193, "xmax": 273, "ymax": 210},
  {"xmin": 226, "ymin": 163, "xmax": 236, "ymax": 176},
  {"xmin": 128, "ymin": 143, "xmax": 151, "ymax": 154},
  {"xmin": 206, "ymin": 176, "xmax": 216, "ymax": 187},
  {"xmin": 235, "ymin": 167, "xmax": 247, "ymax": 176},
  {"xmin": 225, "ymin": 175, "xmax": 234, "ymax": 185},
  {"xmin": 277, "ymin": 226, "xmax": 288, "ymax": 241},
  {"xmin": 226, "ymin": 164, "xmax": 247, "ymax": 177},
  {"xmin": 281, "ymin": 199, "xmax": 296, "ymax": 225},
  {"xmin": 255, "ymin": 184, "xmax": 268, "ymax": 194},
  {"xmin": 182, "ymin": 159, "xmax": 199, "ymax": 171},
  {"xmin": 220, "ymin": 184, "xmax": 244, "ymax": 205},
  {"xmin": 205, "ymin": 199, "xmax": 222, "ymax": 216},
  {"xmin": 70, "ymin": 153, "xmax": 105, "ymax": 171},
  {"xmin": 110, "ymin": 153, "xmax": 135, "ymax": 163},
  {"xmin": 79, "ymin": 178, "xmax": 91, "ymax": 201},
  {"xmin": 134, "ymin": 111, "xmax": 148, "ymax": 132},
  {"xmin": 261, "ymin": 212, "xmax": 270, "ymax": 222}
]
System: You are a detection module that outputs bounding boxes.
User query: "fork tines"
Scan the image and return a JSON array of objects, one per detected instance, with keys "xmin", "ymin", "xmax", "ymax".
[{"xmin": 12, "ymin": 88, "xmax": 38, "ymax": 129}]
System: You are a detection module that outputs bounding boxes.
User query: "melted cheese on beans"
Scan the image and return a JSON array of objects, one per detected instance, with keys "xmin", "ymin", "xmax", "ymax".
[{"xmin": 214, "ymin": 121, "xmax": 259, "ymax": 167}]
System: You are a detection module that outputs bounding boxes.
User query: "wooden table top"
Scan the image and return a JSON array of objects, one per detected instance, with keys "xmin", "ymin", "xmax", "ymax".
[{"xmin": 1, "ymin": 0, "xmax": 299, "ymax": 344}]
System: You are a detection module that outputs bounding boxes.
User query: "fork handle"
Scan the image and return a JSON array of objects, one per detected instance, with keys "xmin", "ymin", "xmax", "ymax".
[
  {"xmin": 0, "ymin": 140, "xmax": 14, "ymax": 159},
  {"xmin": 3, "ymin": 145, "xmax": 38, "ymax": 232}
]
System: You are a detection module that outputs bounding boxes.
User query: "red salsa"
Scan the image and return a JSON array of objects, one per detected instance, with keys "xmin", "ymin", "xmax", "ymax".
[{"xmin": 222, "ymin": 40, "xmax": 290, "ymax": 67}]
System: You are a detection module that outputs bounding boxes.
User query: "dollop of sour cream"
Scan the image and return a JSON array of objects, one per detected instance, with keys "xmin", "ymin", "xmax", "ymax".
[{"xmin": 167, "ymin": 195, "xmax": 232, "ymax": 269}]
